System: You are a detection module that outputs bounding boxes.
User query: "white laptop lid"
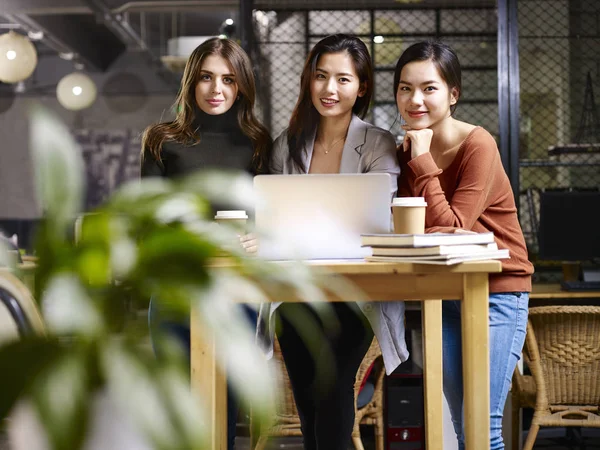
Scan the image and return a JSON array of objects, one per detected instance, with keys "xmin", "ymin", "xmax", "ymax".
[{"xmin": 254, "ymin": 173, "xmax": 392, "ymax": 260}]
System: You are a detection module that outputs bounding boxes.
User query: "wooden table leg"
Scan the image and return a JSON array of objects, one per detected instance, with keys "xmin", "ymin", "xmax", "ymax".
[
  {"xmin": 422, "ymin": 299, "xmax": 444, "ymax": 450},
  {"xmin": 461, "ymin": 273, "xmax": 490, "ymax": 450},
  {"xmin": 190, "ymin": 309, "xmax": 228, "ymax": 450}
]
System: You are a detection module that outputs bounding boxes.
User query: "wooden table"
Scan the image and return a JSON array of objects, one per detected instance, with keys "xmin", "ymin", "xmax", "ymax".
[{"xmin": 191, "ymin": 259, "xmax": 503, "ymax": 450}]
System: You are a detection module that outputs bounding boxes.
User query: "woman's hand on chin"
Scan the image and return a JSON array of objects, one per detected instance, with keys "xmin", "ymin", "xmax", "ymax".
[{"xmin": 401, "ymin": 125, "xmax": 433, "ymax": 160}]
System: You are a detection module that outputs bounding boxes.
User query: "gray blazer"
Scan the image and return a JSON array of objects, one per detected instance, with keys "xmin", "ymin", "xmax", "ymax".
[{"xmin": 257, "ymin": 114, "xmax": 409, "ymax": 375}]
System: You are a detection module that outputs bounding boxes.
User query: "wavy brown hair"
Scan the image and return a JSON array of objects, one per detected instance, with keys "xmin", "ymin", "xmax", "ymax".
[
  {"xmin": 141, "ymin": 37, "xmax": 271, "ymax": 174},
  {"xmin": 287, "ymin": 34, "xmax": 373, "ymax": 172}
]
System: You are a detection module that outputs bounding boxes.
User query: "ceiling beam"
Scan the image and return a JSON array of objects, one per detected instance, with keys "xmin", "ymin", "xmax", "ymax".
[
  {"xmin": 0, "ymin": 0, "xmax": 90, "ymax": 15},
  {"xmin": 2, "ymin": 13, "xmax": 102, "ymax": 69},
  {"xmin": 113, "ymin": 1, "xmax": 239, "ymax": 14},
  {"xmin": 81, "ymin": 0, "xmax": 179, "ymax": 85}
]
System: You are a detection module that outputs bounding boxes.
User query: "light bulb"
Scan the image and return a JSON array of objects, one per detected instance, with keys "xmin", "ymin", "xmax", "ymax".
[
  {"xmin": 0, "ymin": 31, "xmax": 38, "ymax": 83},
  {"xmin": 56, "ymin": 72, "xmax": 97, "ymax": 110}
]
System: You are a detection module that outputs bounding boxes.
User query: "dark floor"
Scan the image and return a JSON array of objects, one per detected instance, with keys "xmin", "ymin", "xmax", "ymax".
[
  {"xmin": 235, "ymin": 426, "xmax": 600, "ymax": 450},
  {"xmin": 2, "ymin": 429, "xmax": 600, "ymax": 449}
]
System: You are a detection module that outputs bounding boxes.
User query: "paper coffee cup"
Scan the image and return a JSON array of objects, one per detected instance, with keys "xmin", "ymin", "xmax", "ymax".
[
  {"xmin": 391, "ymin": 197, "xmax": 427, "ymax": 234},
  {"xmin": 214, "ymin": 210, "xmax": 248, "ymax": 232}
]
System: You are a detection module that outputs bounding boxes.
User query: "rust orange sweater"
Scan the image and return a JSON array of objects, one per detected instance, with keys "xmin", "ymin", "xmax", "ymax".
[{"xmin": 398, "ymin": 126, "xmax": 534, "ymax": 293}]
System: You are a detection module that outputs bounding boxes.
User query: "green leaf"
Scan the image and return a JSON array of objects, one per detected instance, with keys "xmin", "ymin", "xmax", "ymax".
[
  {"xmin": 0, "ymin": 338, "xmax": 64, "ymax": 421},
  {"xmin": 41, "ymin": 274, "xmax": 103, "ymax": 336},
  {"xmin": 108, "ymin": 178, "xmax": 174, "ymax": 209},
  {"xmin": 30, "ymin": 347, "xmax": 92, "ymax": 450},
  {"xmin": 28, "ymin": 106, "xmax": 84, "ymax": 236},
  {"xmin": 135, "ymin": 227, "xmax": 214, "ymax": 286},
  {"xmin": 178, "ymin": 169, "xmax": 256, "ymax": 212},
  {"xmin": 191, "ymin": 272, "xmax": 276, "ymax": 419},
  {"xmin": 101, "ymin": 341, "xmax": 205, "ymax": 450},
  {"xmin": 156, "ymin": 366, "xmax": 207, "ymax": 449}
]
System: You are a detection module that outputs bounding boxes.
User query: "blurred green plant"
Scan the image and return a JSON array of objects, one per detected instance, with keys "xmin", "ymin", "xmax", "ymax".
[{"xmin": 0, "ymin": 107, "xmax": 362, "ymax": 450}]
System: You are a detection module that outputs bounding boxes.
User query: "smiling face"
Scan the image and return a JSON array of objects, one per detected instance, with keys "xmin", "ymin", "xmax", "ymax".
[
  {"xmin": 310, "ymin": 51, "xmax": 365, "ymax": 120},
  {"xmin": 395, "ymin": 59, "xmax": 458, "ymax": 130},
  {"xmin": 194, "ymin": 54, "xmax": 239, "ymax": 115}
]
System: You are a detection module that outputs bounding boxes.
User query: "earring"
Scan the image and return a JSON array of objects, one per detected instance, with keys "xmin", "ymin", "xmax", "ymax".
[
  {"xmin": 236, "ymin": 95, "xmax": 240, "ymax": 101},
  {"xmin": 399, "ymin": 114, "xmax": 407, "ymax": 127}
]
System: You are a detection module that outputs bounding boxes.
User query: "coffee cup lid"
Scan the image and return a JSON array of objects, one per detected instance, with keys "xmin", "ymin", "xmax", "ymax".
[
  {"xmin": 392, "ymin": 197, "xmax": 427, "ymax": 207},
  {"xmin": 214, "ymin": 210, "xmax": 248, "ymax": 219}
]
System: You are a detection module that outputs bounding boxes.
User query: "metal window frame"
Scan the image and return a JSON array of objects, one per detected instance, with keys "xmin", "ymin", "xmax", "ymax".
[
  {"xmin": 245, "ymin": 5, "xmax": 521, "ymax": 195},
  {"xmin": 497, "ymin": 0, "xmax": 520, "ymax": 202}
]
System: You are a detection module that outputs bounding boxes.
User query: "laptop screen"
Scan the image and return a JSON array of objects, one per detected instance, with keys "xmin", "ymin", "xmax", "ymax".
[{"xmin": 253, "ymin": 173, "xmax": 393, "ymax": 260}]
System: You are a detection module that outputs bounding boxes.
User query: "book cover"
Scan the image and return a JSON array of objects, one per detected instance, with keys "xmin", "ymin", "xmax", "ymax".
[
  {"xmin": 361, "ymin": 232, "xmax": 495, "ymax": 248},
  {"xmin": 365, "ymin": 249, "xmax": 510, "ymax": 265},
  {"xmin": 370, "ymin": 243, "xmax": 498, "ymax": 257}
]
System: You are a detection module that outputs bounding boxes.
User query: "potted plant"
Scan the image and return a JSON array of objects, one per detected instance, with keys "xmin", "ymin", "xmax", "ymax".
[{"xmin": 0, "ymin": 108, "xmax": 359, "ymax": 450}]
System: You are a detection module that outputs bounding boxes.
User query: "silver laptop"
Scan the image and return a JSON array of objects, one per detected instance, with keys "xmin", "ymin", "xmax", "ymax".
[{"xmin": 253, "ymin": 173, "xmax": 392, "ymax": 260}]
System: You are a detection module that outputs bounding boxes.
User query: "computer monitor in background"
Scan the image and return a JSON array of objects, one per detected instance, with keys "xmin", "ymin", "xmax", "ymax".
[{"xmin": 537, "ymin": 189, "xmax": 600, "ymax": 281}]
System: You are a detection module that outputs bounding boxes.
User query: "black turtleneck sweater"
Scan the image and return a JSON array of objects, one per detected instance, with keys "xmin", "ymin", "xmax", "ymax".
[{"xmin": 141, "ymin": 105, "xmax": 256, "ymax": 178}]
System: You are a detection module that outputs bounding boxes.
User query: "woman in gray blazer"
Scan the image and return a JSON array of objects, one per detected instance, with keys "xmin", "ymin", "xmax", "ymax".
[{"xmin": 261, "ymin": 34, "xmax": 406, "ymax": 450}]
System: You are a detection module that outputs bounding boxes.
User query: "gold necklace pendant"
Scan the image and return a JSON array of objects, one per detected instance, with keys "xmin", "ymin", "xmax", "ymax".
[{"xmin": 319, "ymin": 136, "xmax": 345, "ymax": 155}]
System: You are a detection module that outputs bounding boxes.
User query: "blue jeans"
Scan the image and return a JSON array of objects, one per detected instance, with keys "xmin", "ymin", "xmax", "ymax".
[
  {"xmin": 442, "ymin": 292, "xmax": 529, "ymax": 450},
  {"xmin": 148, "ymin": 299, "xmax": 258, "ymax": 450}
]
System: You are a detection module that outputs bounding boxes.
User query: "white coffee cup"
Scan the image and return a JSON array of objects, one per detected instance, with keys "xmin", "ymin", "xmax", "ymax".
[
  {"xmin": 214, "ymin": 210, "xmax": 248, "ymax": 232},
  {"xmin": 391, "ymin": 197, "xmax": 427, "ymax": 234}
]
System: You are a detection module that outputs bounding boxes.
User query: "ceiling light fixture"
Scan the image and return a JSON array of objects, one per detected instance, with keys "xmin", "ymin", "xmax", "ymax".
[
  {"xmin": 26, "ymin": 30, "xmax": 44, "ymax": 41},
  {"xmin": 0, "ymin": 31, "xmax": 38, "ymax": 83},
  {"xmin": 56, "ymin": 72, "xmax": 97, "ymax": 110},
  {"xmin": 59, "ymin": 52, "xmax": 75, "ymax": 61}
]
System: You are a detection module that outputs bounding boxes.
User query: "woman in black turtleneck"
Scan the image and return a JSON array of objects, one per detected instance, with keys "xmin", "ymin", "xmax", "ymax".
[
  {"xmin": 140, "ymin": 37, "xmax": 271, "ymax": 450},
  {"xmin": 141, "ymin": 104, "xmax": 256, "ymax": 177},
  {"xmin": 141, "ymin": 39, "xmax": 270, "ymax": 179}
]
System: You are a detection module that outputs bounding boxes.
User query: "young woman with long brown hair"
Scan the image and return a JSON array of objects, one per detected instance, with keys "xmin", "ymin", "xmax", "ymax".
[
  {"xmin": 141, "ymin": 37, "xmax": 271, "ymax": 450},
  {"xmin": 142, "ymin": 37, "xmax": 270, "ymax": 177}
]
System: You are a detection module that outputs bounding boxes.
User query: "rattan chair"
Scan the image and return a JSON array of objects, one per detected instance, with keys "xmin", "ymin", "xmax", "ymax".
[
  {"xmin": 0, "ymin": 268, "xmax": 45, "ymax": 341},
  {"xmin": 514, "ymin": 305, "xmax": 600, "ymax": 450},
  {"xmin": 251, "ymin": 337, "xmax": 384, "ymax": 450}
]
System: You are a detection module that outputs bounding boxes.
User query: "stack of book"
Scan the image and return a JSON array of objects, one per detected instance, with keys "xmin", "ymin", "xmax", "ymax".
[{"xmin": 361, "ymin": 232, "xmax": 509, "ymax": 265}]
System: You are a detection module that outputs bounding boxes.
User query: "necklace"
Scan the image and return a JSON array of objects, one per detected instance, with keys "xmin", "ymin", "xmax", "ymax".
[{"xmin": 317, "ymin": 136, "xmax": 346, "ymax": 154}]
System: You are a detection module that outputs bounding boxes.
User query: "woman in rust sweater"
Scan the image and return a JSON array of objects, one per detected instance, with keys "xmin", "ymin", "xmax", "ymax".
[{"xmin": 394, "ymin": 41, "xmax": 534, "ymax": 450}]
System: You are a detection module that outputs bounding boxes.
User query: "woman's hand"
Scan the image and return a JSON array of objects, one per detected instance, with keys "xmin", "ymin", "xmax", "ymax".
[
  {"xmin": 239, "ymin": 233, "xmax": 258, "ymax": 254},
  {"xmin": 402, "ymin": 126, "xmax": 433, "ymax": 160}
]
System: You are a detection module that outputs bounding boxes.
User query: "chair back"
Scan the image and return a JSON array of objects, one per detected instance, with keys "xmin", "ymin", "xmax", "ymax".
[
  {"xmin": 525, "ymin": 305, "xmax": 600, "ymax": 408},
  {"xmin": 0, "ymin": 269, "xmax": 45, "ymax": 343},
  {"xmin": 354, "ymin": 337, "xmax": 382, "ymax": 401},
  {"xmin": 271, "ymin": 336, "xmax": 301, "ymax": 421}
]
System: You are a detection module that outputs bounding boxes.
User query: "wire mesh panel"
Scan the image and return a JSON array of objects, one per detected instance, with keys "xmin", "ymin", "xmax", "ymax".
[
  {"xmin": 253, "ymin": 7, "xmax": 498, "ymax": 144},
  {"xmin": 518, "ymin": 0, "xmax": 600, "ymax": 256}
]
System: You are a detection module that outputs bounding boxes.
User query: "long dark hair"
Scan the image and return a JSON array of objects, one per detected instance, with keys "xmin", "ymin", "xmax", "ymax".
[
  {"xmin": 141, "ymin": 37, "xmax": 271, "ymax": 174},
  {"xmin": 287, "ymin": 34, "xmax": 373, "ymax": 172},
  {"xmin": 393, "ymin": 41, "xmax": 462, "ymax": 115}
]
